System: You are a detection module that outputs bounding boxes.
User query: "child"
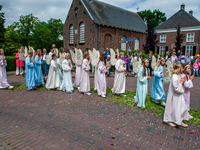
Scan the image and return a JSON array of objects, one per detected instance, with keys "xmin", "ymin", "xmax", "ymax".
[
  {"xmin": 151, "ymin": 57, "xmax": 166, "ymax": 106},
  {"xmin": 0, "ymin": 49, "xmax": 13, "ymax": 89},
  {"xmin": 15, "ymin": 49, "xmax": 24, "ymax": 75},
  {"xmin": 34, "ymin": 49, "xmax": 44, "ymax": 86},
  {"xmin": 134, "ymin": 59, "xmax": 151, "ymax": 108},
  {"xmin": 97, "ymin": 53, "xmax": 111, "ymax": 98},
  {"xmin": 45, "ymin": 54, "xmax": 61, "ymax": 90},
  {"xmin": 123, "ymin": 54, "xmax": 130, "ymax": 75},
  {"xmin": 56, "ymin": 53, "xmax": 63, "ymax": 84},
  {"xmin": 106, "ymin": 55, "xmax": 111, "ymax": 77},
  {"xmin": 192, "ymin": 60, "xmax": 200, "ymax": 76},
  {"xmin": 25, "ymin": 50, "xmax": 37, "ymax": 90},
  {"xmin": 163, "ymin": 63, "xmax": 189, "ymax": 127},
  {"xmin": 79, "ymin": 52, "xmax": 92, "ymax": 95},
  {"xmin": 61, "ymin": 53, "xmax": 73, "ymax": 93},
  {"xmin": 182, "ymin": 63, "xmax": 194, "ymax": 118},
  {"xmin": 112, "ymin": 52, "xmax": 127, "ymax": 96}
]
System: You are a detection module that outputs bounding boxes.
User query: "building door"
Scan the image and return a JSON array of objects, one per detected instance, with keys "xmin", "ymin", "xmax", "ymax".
[
  {"xmin": 104, "ymin": 34, "xmax": 112, "ymax": 49},
  {"xmin": 134, "ymin": 38, "xmax": 139, "ymax": 50},
  {"xmin": 121, "ymin": 36, "xmax": 126, "ymax": 51}
]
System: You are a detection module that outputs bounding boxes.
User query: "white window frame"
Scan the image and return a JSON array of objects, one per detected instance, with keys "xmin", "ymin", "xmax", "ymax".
[
  {"xmin": 159, "ymin": 46, "xmax": 166, "ymax": 55},
  {"xmin": 185, "ymin": 45, "xmax": 193, "ymax": 56},
  {"xmin": 160, "ymin": 35, "xmax": 166, "ymax": 43},
  {"xmin": 80, "ymin": 22, "xmax": 85, "ymax": 43},
  {"xmin": 134, "ymin": 38, "xmax": 139, "ymax": 50},
  {"xmin": 70, "ymin": 25, "xmax": 74, "ymax": 44},
  {"xmin": 186, "ymin": 33, "xmax": 194, "ymax": 42}
]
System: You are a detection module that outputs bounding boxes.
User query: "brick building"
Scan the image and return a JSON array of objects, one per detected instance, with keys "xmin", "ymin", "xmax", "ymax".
[
  {"xmin": 63, "ymin": 0, "xmax": 147, "ymax": 52},
  {"xmin": 156, "ymin": 4, "xmax": 200, "ymax": 56}
]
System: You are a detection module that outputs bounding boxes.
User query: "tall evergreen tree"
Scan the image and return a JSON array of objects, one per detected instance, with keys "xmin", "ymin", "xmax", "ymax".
[
  {"xmin": 143, "ymin": 24, "xmax": 158, "ymax": 54},
  {"xmin": 174, "ymin": 24, "xmax": 184, "ymax": 53},
  {"xmin": 0, "ymin": 5, "xmax": 5, "ymax": 48}
]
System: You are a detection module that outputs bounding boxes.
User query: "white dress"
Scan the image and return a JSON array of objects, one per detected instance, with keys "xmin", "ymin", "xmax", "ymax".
[
  {"xmin": 163, "ymin": 74, "xmax": 189, "ymax": 125},
  {"xmin": 112, "ymin": 59, "xmax": 126, "ymax": 94},
  {"xmin": 61, "ymin": 59, "xmax": 73, "ymax": 93},
  {"xmin": 45, "ymin": 60, "xmax": 61, "ymax": 89},
  {"xmin": 79, "ymin": 59, "xmax": 90, "ymax": 93}
]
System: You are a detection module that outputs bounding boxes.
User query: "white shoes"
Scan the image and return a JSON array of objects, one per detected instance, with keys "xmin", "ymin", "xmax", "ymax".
[
  {"xmin": 189, "ymin": 114, "xmax": 193, "ymax": 119},
  {"xmin": 57, "ymin": 88, "xmax": 61, "ymax": 91},
  {"xmin": 84, "ymin": 92, "xmax": 91, "ymax": 95},
  {"xmin": 120, "ymin": 94, "xmax": 127, "ymax": 97},
  {"xmin": 8, "ymin": 86, "xmax": 14, "ymax": 89},
  {"xmin": 101, "ymin": 95, "xmax": 106, "ymax": 98},
  {"xmin": 167, "ymin": 122, "xmax": 177, "ymax": 127},
  {"xmin": 180, "ymin": 122, "xmax": 188, "ymax": 128},
  {"xmin": 161, "ymin": 101, "xmax": 166, "ymax": 107}
]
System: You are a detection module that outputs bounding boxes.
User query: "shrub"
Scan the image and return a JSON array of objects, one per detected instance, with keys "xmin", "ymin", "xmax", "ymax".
[{"xmin": 5, "ymin": 56, "xmax": 16, "ymax": 71}]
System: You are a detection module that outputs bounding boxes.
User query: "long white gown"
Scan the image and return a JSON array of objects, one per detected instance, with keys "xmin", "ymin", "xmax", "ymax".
[
  {"xmin": 61, "ymin": 59, "xmax": 73, "ymax": 93},
  {"xmin": 112, "ymin": 59, "xmax": 126, "ymax": 94},
  {"xmin": 79, "ymin": 59, "xmax": 90, "ymax": 93},
  {"xmin": 45, "ymin": 60, "xmax": 61, "ymax": 89},
  {"xmin": 163, "ymin": 74, "xmax": 189, "ymax": 125},
  {"xmin": 97, "ymin": 61, "xmax": 107, "ymax": 95}
]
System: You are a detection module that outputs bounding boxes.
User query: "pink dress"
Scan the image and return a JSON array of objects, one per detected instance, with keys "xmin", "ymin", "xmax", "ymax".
[
  {"xmin": 16, "ymin": 53, "xmax": 24, "ymax": 67},
  {"xmin": 183, "ymin": 74, "xmax": 193, "ymax": 110},
  {"xmin": 163, "ymin": 74, "xmax": 189, "ymax": 125},
  {"xmin": 0, "ymin": 55, "xmax": 10, "ymax": 88},
  {"xmin": 97, "ymin": 61, "xmax": 107, "ymax": 95},
  {"xmin": 74, "ymin": 65, "xmax": 82, "ymax": 86}
]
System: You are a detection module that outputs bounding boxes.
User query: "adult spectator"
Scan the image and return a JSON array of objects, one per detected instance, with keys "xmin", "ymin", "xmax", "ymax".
[
  {"xmin": 171, "ymin": 52, "xmax": 177, "ymax": 64},
  {"xmin": 147, "ymin": 51, "xmax": 153, "ymax": 76},
  {"xmin": 164, "ymin": 51, "xmax": 170, "ymax": 60},
  {"xmin": 106, "ymin": 55, "xmax": 111, "ymax": 77},
  {"xmin": 61, "ymin": 48, "xmax": 66, "ymax": 58},
  {"xmin": 185, "ymin": 53, "xmax": 193, "ymax": 64},
  {"xmin": 42, "ymin": 49, "xmax": 48, "ymax": 76},
  {"xmin": 49, "ymin": 48, "xmax": 54, "ymax": 60},
  {"xmin": 180, "ymin": 52, "xmax": 185, "ymax": 64},
  {"xmin": 193, "ymin": 60, "xmax": 200, "ymax": 76},
  {"xmin": 15, "ymin": 49, "xmax": 24, "ymax": 76},
  {"xmin": 195, "ymin": 54, "xmax": 200, "ymax": 62},
  {"xmin": 115, "ymin": 49, "xmax": 119, "ymax": 59},
  {"xmin": 85, "ymin": 48, "xmax": 89, "ymax": 53},
  {"xmin": 136, "ymin": 48, "xmax": 142, "ymax": 59},
  {"xmin": 104, "ymin": 47, "xmax": 111, "ymax": 59},
  {"xmin": 177, "ymin": 50, "xmax": 181, "ymax": 58}
]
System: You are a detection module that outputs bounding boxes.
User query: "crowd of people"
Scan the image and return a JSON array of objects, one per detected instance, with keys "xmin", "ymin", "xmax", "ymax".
[{"xmin": 0, "ymin": 45, "xmax": 198, "ymax": 128}]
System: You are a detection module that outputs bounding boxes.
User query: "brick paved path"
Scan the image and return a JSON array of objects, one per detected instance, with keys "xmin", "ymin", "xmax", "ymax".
[{"xmin": 0, "ymin": 71, "xmax": 199, "ymax": 150}]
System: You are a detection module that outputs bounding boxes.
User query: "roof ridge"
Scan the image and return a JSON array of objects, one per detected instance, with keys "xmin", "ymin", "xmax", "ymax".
[{"xmin": 183, "ymin": 9, "xmax": 200, "ymax": 25}]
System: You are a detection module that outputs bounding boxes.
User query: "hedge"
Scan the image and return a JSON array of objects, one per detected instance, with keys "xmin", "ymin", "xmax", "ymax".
[{"xmin": 5, "ymin": 56, "xmax": 16, "ymax": 71}]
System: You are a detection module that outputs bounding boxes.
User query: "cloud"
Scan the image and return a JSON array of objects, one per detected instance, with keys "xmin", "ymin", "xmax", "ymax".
[{"xmin": 1, "ymin": 0, "xmax": 200, "ymax": 27}]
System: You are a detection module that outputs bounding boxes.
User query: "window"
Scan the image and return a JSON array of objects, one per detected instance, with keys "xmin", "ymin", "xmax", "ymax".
[
  {"xmin": 160, "ymin": 35, "xmax": 166, "ymax": 43},
  {"xmin": 134, "ymin": 38, "xmax": 139, "ymax": 50},
  {"xmin": 70, "ymin": 25, "xmax": 74, "ymax": 44},
  {"xmin": 159, "ymin": 46, "xmax": 166, "ymax": 55},
  {"xmin": 186, "ymin": 33, "xmax": 194, "ymax": 42},
  {"xmin": 185, "ymin": 46, "xmax": 193, "ymax": 56},
  {"xmin": 121, "ymin": 36, "xmax": 126, "ymax": 51},
  {"xmin": 80, "ymin": 22, "xmax": 85, "ymax": 43}
]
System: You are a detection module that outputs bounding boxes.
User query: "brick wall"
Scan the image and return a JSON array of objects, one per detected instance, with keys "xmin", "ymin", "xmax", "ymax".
[
  {"xmin": 156, "ymin": 30, "xmax": 200, "ymax": 54},
  {"xmin": 63, "ymin": 0, "xmax": 147, "ymax": 53}
]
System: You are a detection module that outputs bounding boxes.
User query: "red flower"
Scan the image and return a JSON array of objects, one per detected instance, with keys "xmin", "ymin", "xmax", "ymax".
[
  {"xmin": 116, "ymin": 128, "xmax": 119, "ymax": 130},
  {"xmin": 112, "ymin": 137, "xmax": 115, "ymax": 139},
  {"xmin": 111, "ymin": 144, "xmax": 114, "ymax": 146}
]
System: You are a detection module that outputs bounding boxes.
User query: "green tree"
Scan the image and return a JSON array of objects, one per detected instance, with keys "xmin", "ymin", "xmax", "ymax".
[
  {"xmin": 175, "ymin": 24, "xmax": 184, "ymax": 53},
  {"xmin": 138, "ymin": 9, "xmax": 167, "ymax": 28},
  {"xmin": 2, "ymin": 26, "xmax": 21, "ymax": 55},
  {"xmin": 46, "ymin": 18, "xmax": 63, "ymax": 49},
  {"xmin": 0, "ymin": 5, "xmax": 6, "ymax": 48},
  {"xmin": 12, "ymin": 14, "xmax": 40, "ymax": 47}
]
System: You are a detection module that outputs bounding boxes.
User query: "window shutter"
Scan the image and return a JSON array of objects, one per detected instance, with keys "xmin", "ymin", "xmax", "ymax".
[
  {"xmin": 157, "ymin": 46, "xmax": 159, "ymax": 54},
  {"xmin": 183, "ymin": 46, "xmax": 186, "ymax": 55},
  {"xmin": 193, "ymin": 46, "xmax": 196, "ymax": 56},
  {"xmin": 166, "ymin": 46, "xmax": 168, "ymax": 52}
]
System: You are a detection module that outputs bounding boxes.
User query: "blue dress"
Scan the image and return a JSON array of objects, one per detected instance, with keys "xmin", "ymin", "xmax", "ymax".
[
  {"xmin": 135, "ymin": 67, "xmax": 148, "ymax": 108},
  {"xmin": 34, "ymin": 55, "xmax": 44, "ymax": 85},
  {"xmin": 25, "ymin": 57, "xmax": 37, "ymax": 89},
  {"xmin": 151, "ymin": 65, "xmax": 166, "ymax": 100}
]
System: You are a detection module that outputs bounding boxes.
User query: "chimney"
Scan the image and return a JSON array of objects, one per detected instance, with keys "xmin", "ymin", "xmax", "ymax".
[
  {"xmin": 189, "ymin": 10, "xmax": 193, "ymax": 15},
  {"xmin": 180, "ymin": 4, "xmax": 185, "ymax": 10}
]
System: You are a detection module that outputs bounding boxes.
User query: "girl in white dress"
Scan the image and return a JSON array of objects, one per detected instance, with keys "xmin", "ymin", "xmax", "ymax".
[
  {"xmin": 45, "ymin": 54, "xmax": 61, "ymax": 90},
  {"xmin": 112, "ymin": 52, "xmax": 127, "ymax": 96},
  {"xmin": 79, "ymin": 52, "xmax": 92, "ymax": 95},
  {"xmin": 61, "ymin": 53, "xmax": 73, "ymax": 93},
  {"xmin": 163, "ymin": 63, "xmax": 189, "ymax": 128}
]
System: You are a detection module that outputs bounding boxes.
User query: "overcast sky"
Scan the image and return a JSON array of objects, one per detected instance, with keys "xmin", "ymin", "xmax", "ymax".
[{"xmin": 1, "ymin": 0, "xmax": 200, "ymax": 27}]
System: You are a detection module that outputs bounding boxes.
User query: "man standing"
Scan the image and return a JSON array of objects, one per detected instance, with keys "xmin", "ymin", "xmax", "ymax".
[
  {"xmin": 127, "ymin": 50, "xmax": 133, "ymax": 72},
  {"xmin": 104, "ymin": 47, "xmax": 111, "ymax": 59},
  {"xmin": 177, "ymin": 50, "xmax": 181, "ymax": 58},
  {"xmin": 62, "ymin": 48, "xmax": 66, "ymax": 58},
  {"xmin": 106, "ymin": 55, "xmax": 111, "ymax": 77},
  {"xmin": 42, "ymin": 49, "xmax": 48, "ymax": 76},
  {"xmin": 136, "ymin": 48, "xmax": 142, "ymax": 59}
]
